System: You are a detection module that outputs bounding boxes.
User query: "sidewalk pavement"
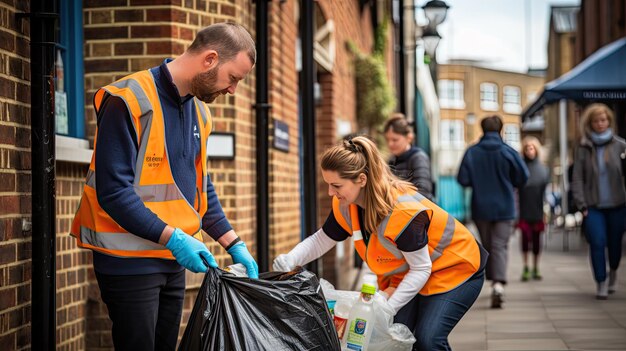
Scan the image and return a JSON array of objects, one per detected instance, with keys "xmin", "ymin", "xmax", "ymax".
[{"xmin": 449, "ymin": 224, "xmax": 626, "ymax": 351}]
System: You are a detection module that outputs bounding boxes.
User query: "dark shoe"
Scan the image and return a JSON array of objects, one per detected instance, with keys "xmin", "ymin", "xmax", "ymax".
[
  {"xmin": 491, "ymin": 292, "xmax": 503, "ymax": 308},
  {"xmin": 532, "ymin": 268, "xmax": 542, "ymax": 280},
  {"xmin": 521, "ymin": 267, "xmax": 530, "ymax": 282},
  {"xmin": 491, "ymin": 284, "xmax": 504, "ymax": 308}
]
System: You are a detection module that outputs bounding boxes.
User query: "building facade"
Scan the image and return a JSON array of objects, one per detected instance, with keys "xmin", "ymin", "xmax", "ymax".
[
  {"xmin": 435, "ymin": 63, "xmax": 545, "ymax": 220},
  {"xmin": 541, "ymin": 6, "xmax": 579, "ymax": 179},
  {"xmin": 0, "ymin": 0, "xmax": 397, "ymax": 349}
]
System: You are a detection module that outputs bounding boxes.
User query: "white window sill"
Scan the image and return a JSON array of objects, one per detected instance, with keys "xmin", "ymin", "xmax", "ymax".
[
  {"xmin": 439, "ymin": 100, "xmax": 466, "ymax": 110},
  {"xmin": 56, "ymin": 135, "xmax": 93, "ymax": 164},
  {"xmin": 503, "ymin": 103, "xmax": 522, "ymax": 114}
]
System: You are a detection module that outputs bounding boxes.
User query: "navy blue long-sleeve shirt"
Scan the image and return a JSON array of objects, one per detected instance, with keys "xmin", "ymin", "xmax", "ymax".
[{"xmin": 93, "ymin": 60, "xmax": 233, "ymax": 275}]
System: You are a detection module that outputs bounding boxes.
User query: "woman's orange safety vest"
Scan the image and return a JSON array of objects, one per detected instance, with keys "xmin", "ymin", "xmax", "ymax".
[
  {"xmin": 332, "ymin": 191, "xmax": 481, "ymax": 295},
  {"xmin": 70, "ymin": 70, "xmax": 212, "ymax": 259}
]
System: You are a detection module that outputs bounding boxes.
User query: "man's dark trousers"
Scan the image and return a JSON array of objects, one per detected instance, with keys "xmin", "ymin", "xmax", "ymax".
[{"xmin": 96, "ymin": 270, "xmax": 186, "ymax": 351}]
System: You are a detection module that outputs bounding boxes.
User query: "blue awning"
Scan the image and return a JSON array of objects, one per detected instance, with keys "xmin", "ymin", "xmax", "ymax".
[{"xmin": 522, "ymin": 37, "xmax": 626, "ymax": 120}]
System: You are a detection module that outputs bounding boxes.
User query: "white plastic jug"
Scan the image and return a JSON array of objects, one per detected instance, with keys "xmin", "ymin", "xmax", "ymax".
[{"xmin": 341, "ymin": 282, "xmax": 376, "ymax": 350}]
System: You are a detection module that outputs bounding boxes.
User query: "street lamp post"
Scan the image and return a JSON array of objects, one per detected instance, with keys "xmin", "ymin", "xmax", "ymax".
[
  {"xmin": 411, "ymin": 0, "xmax": 449, "ymax": 142},
  {"xmin": 420, "ymin": 0, "xmax": 449, "ymax": 83}
]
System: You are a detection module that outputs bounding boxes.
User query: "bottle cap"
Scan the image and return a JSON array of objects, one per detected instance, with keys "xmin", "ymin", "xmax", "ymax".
[
  {"xmin": 362, "ymin": 273, "xmax": 378, "ymax": 288},
  {"xmin": 361, "ymin": 283, "xmax": 376, "ymax": 295}
]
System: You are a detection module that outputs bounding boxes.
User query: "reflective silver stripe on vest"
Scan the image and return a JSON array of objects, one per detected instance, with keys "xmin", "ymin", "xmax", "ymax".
[
  {"xmin": 377, "ymin": 216, "xmax": 404, "ymax": 259},
  {"xmin": 108, "ymin": 77, "xmax": 154, "ymax": 147},
  {"xmin": 338, "ymin": 203, "xmax": 353, "ymax": 229},
  {"xmin": 394, "ymin": 192, "xmax": 455, "ymax": 262},
  {"xmin": 195, "ymin": 101, "xmax": 208, "ymax": 193},
  {"xmin": 80, "ymin": 226, "xmax": 167, "ymax": 252},
  {"xmin": 195, "ymin": 98, "xmax": 208, "ymax": 126},
  {"xmin": 383, "ymin": 262, "xmax": 410, "ymax": 277},
  {"xmin": 134, "ymin": 183, "xmax": 185, "ymax": 202},
  {"xmin": 431, "ymin": 214, "xmax": 455, "ymax": 262},
  {"xmin": 135, "ymin": 112, "xmax": 153, "ymax": 185},
  {"xmin": 86, "ymin": 169, "xmax": 95, "ymax": 188}
]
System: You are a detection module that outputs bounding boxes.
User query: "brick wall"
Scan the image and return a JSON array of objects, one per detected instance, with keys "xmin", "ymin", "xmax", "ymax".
[
  {"xmin": 0, "ymin": 1, "xmax": 32, "ymax": 350},
  {"xmin": 267, "ymin": 1, "xmax": 302, "ymax": 262},
  {"xmin": 56, "ymin": 162, "xmax": 92, "ymax": 350}
]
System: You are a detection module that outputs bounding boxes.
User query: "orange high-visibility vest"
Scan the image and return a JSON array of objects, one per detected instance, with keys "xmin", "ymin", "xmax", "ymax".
[
  {"xmin": 332, "ymin": 191, "xmax": 481, "ymax": 295},
  {"xmin": 70, "ymin": 70, "xmax": 212, "ymax": 259}
]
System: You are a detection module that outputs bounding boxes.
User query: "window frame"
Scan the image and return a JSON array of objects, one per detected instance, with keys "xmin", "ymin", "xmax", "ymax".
[
  {"xmin": 57, "ymin": 0, "xmax": 85, "ymax": 139},
  {"xmin": 480, "ymin": 82, "xmax": 499, "ymax": 111},
  {"xmin": 440, "ymin": 119, "xmax": 465, "ymax": 149},
  {"xmin": 503, "ymin": 85, "xmax": 521, "ymax": 114},
  {"xmin": 438, "ymin": 79, "xmax": 465, "ymax": 109},
  {"xmin": 503, "ymin": 123, "xmax": 521, "ymax": 150}
]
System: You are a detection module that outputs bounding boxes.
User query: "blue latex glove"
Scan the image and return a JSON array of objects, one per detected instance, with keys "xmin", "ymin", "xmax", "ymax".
[
  {"xmin": 165, "ymin": 228, "xmax": 218, "ymax": 273},
  {"xmin": 227, "ymin": 241, "xmax": 259, "ymax": 279}
]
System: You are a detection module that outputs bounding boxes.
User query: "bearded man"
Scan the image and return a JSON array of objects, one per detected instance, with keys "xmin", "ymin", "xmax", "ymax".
[{"xmin": 70, "ymin": 22, "xmax": 258, "ymax": 351}]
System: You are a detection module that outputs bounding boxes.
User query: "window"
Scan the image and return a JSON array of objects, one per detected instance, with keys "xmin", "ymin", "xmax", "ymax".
[
  {"xmin": 503, "ymin": 85, "xmax": 521, "ymax": 114},
  {"xmin": 440, "ymin": 119, "xmax": 465, "ymax": 148},
  {"xmin": 503, "ymin": 123, "xmax": 521, "ymax": 150},
  {"xmin": 438, "ymin": 80, "xmax": 465, "ymax": 109},
  {"xmin": 527, "ymin": 91, "xmax": 538, "ymax": 104},
  {"xmin": 56, "ymin": 0, "xmax": 85, "ymax": 138},
  {"xmin": 480, "ymin": 82, "xmax": 498, "ymax": 111}
]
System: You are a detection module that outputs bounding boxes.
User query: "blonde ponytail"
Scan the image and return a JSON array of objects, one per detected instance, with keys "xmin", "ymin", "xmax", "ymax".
[{"xmin": 320, "ymin": 135, "xmax": 415, "ymax": 233}]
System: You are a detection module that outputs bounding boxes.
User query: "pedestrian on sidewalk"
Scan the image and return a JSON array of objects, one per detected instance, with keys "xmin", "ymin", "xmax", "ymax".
[
  {"xmin": 571, "ymin": 103, "xmax": 626, "ymax": 300},
  {"xmin": 457, "ymin": 115, "xmax": 529, "ymax": 308},
  {"xmin": 273, "ymin": 135, "xmax": 487, "ymax": 351},
  {"xmin": 70, "ymin": 23, "xmax": 259, "ymax": 350},
  {"xmin": 517, "ymin": 136, "xmax": 549, "ymax": 281},
  {"xmin": 384, "ymin": 113, "xmax": 434, "ymax": 201}
]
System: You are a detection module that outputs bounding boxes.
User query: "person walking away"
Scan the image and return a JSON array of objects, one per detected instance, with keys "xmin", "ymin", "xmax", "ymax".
[
  {"xmin": 571, "ymin": 103, "xmax": 626, "ymax": 300},
  {"xmin": 517, "ymin": 136, "xmax": 549, "ymax": 281},
  {"xmin": 273, "ymin": 136, "xmax": 487, "ymax": 351},
  {"xmin": 457, "ymin": 115, "xmax": 528, "ymax": 308},
  {"xmin": 70, "ymin": 23, "xmax": 259, "ymax": 350},
  {"xmin": 384, "ymin": 113, "xmax": 434, "ymax": 200}
]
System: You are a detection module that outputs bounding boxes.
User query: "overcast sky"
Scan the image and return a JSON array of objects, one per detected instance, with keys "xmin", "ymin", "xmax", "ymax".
[{"xmin": 417, "ymin": 0, "xmax": 581, "ymax": 73}]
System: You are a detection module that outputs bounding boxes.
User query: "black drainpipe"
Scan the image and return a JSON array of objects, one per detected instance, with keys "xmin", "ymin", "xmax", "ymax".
[
  {"xmin": 301, "ymin": 0, "xmax": 318, "ymax": 274},
  {"xmin": 19, "ymin": 0, "xmax": 58, "ymax": 349},
  {"xmin": 255, "ymin": 0, "xmax": 271, "ymax": 272}
]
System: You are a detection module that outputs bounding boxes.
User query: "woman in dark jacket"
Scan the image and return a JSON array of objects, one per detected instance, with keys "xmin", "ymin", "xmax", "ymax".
[
  {"xmin": 517, "ymin": 136, "xmax": 549, "ymax": 281},
  {"xmin": 384, "ymin": 114, "xmax": 434, "ymax": 201},
  {"xmin": 571, "ymin": 103, "xmax": 626, "ymax": 300}
]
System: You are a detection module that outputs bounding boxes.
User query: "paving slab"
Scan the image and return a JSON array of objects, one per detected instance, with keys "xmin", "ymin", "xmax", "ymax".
[{"xmin": 449, "ymin": 225, "xmax": 626, "ymax": 350}]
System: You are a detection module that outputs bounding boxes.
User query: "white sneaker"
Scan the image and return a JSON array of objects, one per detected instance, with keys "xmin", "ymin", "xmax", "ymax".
[
  {"xmin": 597, "ymin": 280, "xmax": 609, "ymax": 300},
  {"xmin": 609, "ymin": 270, "xmax": 617, "ymax": 294}
]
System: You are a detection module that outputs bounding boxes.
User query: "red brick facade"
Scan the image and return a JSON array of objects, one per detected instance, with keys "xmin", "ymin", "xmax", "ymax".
[
  {"xmin": 0, "ymin": 0, "xmax": 395, "ymax": 349},
  {"xmin": 0, "ymin": 1, "xmax": 33, "ymax": 350}
]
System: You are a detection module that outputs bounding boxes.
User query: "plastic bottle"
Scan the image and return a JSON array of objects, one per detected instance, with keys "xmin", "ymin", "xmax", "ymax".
[
  {"xmin": 342, "ymin": 282, "xmax": 376, "ymax": 350},
  {"xmin": 333, "ymin": 298, "xmax": 351, "ymax": 342}
]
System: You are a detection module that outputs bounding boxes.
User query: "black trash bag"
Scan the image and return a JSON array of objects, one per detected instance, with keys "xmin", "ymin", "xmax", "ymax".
[{"xmin": 179, "ymin": 267, "xmax": 341, "ymax": 351}]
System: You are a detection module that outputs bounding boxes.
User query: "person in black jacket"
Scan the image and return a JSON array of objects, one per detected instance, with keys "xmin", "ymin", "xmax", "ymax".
[
  {"xmin": 517, "ymin": 136, "xmax": 549, "ymax": 282},
  {"xmin": 384, "ymin": 114, "xmax": 434, "ymax": 200}
]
